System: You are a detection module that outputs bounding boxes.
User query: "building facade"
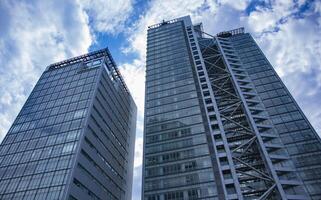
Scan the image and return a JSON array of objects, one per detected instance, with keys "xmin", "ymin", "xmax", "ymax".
[
  {"xmin": 0, "ymin": 48, "xmax": 137, "ymax": 200},
  {"xmin": 142, "ymin": 16, "xmax": 321, "ymax": 200}
]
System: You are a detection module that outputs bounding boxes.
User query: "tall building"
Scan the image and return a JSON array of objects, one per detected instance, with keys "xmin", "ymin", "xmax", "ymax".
[
  {"xmin": 142, "ymin": 16, "xmax": 321, "ymax": 200},
  {"xmin": 0, "ymin": 48, "xmax": 137, "ymax": 200}
]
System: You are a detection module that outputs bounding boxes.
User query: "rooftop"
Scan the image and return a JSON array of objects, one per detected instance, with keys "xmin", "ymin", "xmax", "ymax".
[
  {"xmin": 148, "ymin": 16, "xmax": 245, "ymax": 38},
  {"xmin": 47, "ymin": 48, "xmax": 130, "ymax": 94}
]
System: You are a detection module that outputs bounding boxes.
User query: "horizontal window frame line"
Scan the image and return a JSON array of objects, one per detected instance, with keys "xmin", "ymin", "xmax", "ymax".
[
  {"xmin": 145, "ymin": 132, "xmax": 206, "ymax": 146},
  {"xmin": 147, "ymin": 26, "xmax": 184, "ymax": 40},
  {"xmin": 146, "ymin": 76, "xmax": 194, "ymax": 89},
  {"xmin": 146, "ymin": 57, "xmax": 190, "ymax": 70},
  {"xmin": 0, "ymin": 183, "xmax": 66, "ymax": 197},
  {"xmin": 0, "ymin": 141, "xmax": 78, "ymax": 161},
  {"xmin": 144, "ymin": 143, "xmax": 209, "ymax": 157},
  {"xmin": 145, "ymin": 113, "xmax": 202, "ymax": 127},
  {"xmin": 146, "ymin": 79, "xmax": 195, "ymax": 94},
  {"xmin": 146, "ymin": 83, "xmax": 196, "ymax": 96},
  {"xmin": 147, "ymin": 40, "xmax": 186, "ymax": 53},
  {"xmin": 145, "ymin": 122, "xmax": 204, "ymax": 137},
  {"xmin": 144, "ymin": 155, "xmax": 211, "ymax": 170},
  {"xmin": 146, "ymin": 99, "xmax": 200, "ymax": 116},
  {"xmin": 146, "ymin": 91, "xmax": 197, "ymax": 104},
  {"xmin": 146, "ymin": 61, "xmax": 191, "ymax": 74},
  {"xmin": 146, "ymin": 49, "xmax": 189, "ymax": 63},
  {"xmin": 145, "ymin": 154, "xmax": 212, "ymax": 168},
  {"xmin": 0, "ymin": 164, "xmax": 72, "ymax": 181},
  {"xmin": 146, "ymin": 69, "xmax": 192, "ymax": 83},
  {"xmin": 145, "ymin": 121, "xmax": 204, "ymax": 135},
  {"xmin": 145, "ymin": 166, "xmax": 213, "ymax": 180},
  {"xmin": 146, "ymin": 104, "xmax": 201, "ymax": 119},
  {"xmin": 147, "ymin": 47, "xmax": 187, "ymax": 60},
  {"xmin": 146, "ymin": 71, "xmax": 193, "ymax": 86},
  {"xmin": 143, "ymin": 180, "xmax": 216, "ymax": 193},
  {"xmin": 145, "ymin": 141, "xmax": 208, "ymax": 155}
]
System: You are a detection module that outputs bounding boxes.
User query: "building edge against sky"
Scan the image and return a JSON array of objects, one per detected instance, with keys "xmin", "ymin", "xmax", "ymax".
[
  {"xmin": 142, "ymin": 16, "xmax": 321, "ymax": 200},
  {"xmin": 0, "ymin": 48, "xmax": 137, "ymax": 200}
]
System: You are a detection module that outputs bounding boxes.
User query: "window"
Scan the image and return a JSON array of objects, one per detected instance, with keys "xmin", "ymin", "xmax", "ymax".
[
  {"xmin": 148, "ymin": 195, "xmax": 160, "ymax": 200},
  {"xmin": 188, "ymin": 189, "xmax": 199, "ymax": 200},
  {"xmin": 57, "ymin": 156, "xmax": 71, "ymax": 169},
  {"xmin": 185, "ymin": 161, "xmax": 196, "ymax": 171},
  {"xmin": 40, "ymin": 172, "xmax": 54, "ymax": 187},
  {"xmin": 73, "ymin": 109, "xmax": 86, "ymax": 119},
  {"xmin": 85, "ymin": 59, "xmax": 102, "ymax": 69},
  {"xmin": 52, "ymin": 170, "xmax": 66, "ymax": 185},
  {"xmin": 62, "ymin": 142, "xmax": 75, "ymax": 154},
  {"xmin": 66, "ymin": 130, "xmax": 80, "ymax": 141},
  {"xmin": 164, "ymin": 191, "xmax": 184, "ymax": 200}
]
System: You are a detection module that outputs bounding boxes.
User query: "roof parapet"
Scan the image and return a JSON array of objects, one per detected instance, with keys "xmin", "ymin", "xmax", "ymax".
[
  {"xmin": 217, "ymin": 27, "xmax": 245, "ymax": 38},
  {"xmin": 148, "ymin": 18, "xmax": 179, "ymax": 29},
  {"xmin": 47, "ymin": 48, "xmax": 130, "ymax": 94}
]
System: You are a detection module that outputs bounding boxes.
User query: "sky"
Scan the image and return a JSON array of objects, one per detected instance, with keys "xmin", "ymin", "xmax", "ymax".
[{"xmin": 0, "ymin": 0, "xmax": 320, "ymax": 199}]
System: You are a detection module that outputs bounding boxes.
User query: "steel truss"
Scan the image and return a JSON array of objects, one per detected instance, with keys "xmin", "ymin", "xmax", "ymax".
[{"xmin": 187, "ymin": 27, "xmax": 308, "ymax": 200}]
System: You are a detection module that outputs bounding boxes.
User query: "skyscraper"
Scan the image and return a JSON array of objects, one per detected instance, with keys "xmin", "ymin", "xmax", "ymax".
[
  {"xmin": 143, "ymin": 16, "xmax": 321, "ymax": 200},
  {"xmin": 0, "ymin": 48, "xmax": 137, "ymax": 200}
]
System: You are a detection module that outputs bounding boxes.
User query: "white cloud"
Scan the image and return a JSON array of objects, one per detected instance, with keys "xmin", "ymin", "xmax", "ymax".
[
  {"xmin": 133, "ymin": 136, "xmax": 144, "ymax": 167},
  {"xmin": 124, "ymin": 0, "xmax": 216, "ymax": 60},
  {"xmin": 218, "ymin": 0, "xmax": 250, "ymax": 10},
  {"xmin": 79, "ymin": 0, "xmax": 133, "ymax": 33},
  {"xmin": 119, "ymin": 59, "xmax": 146, "ymax": 116},
  {"xmin": 247, "ymin": 8, "xmax": 279, "ymax": 33},
  {"xmin": 131, "ymin": 165, "xmax": 142, "ymax": 200},
  {"xmin": 246, "ymin": 0, "xmax": 304, "ymax": 34},
  {"xmin": 119, "ymin": 59, "xmax": 145, "ymax": 198},
  {"xmin": 253, "ymin": 5, "xmax": 321, "ymax": 132},
  {"xmin": 257, "ymin": 18, "xmax": 321, "ymax": 77},
  {"xmin": 0, "ymin": 0, "xmax": 136, "ymax": 142},
  {"xmin": 0, "ymin": 0, "xmax": 92, "ymax": 141},
  {"xmin": 119, "ymin": 59, "xmax": 145, "ymax": 170},
  {"xmin": 0, "ymin": 91, "xmax": 13, "ymax": 106}
]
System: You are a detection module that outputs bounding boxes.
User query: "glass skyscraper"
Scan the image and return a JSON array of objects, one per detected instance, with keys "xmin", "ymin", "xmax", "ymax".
[
  {"xmin": 0, "ymin": 48, "xmax": 137, "ymax": 200},
  {"xmin": 142, "ymin": 16, "xmax": 321, "ymax": 200}
]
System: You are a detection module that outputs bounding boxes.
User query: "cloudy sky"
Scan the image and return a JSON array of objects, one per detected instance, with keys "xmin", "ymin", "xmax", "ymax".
[{"xmin": 0, "ymin": 0, "xmax": 320, "ymax": 199}]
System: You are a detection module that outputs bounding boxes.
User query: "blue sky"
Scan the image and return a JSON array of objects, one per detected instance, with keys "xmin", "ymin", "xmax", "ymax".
[{"xmin": 0, "ymin": 0, "xmax": 320, "ymax": 199}]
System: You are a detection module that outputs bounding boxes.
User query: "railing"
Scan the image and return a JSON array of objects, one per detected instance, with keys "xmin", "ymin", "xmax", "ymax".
[
  {"xmin": 217, "ymin": 27, "xmax": 245, "ymax": 37},
  {"xmin": 48, "ymin": 48, "xmax": 130, "ymax": 94},
  {"xmin": 48, "ymin": 48, "xmax": 108, "ymax": 69},
  {"xmin": 148, "ymin": 18, "xmax": 179, "ymax": 29}
]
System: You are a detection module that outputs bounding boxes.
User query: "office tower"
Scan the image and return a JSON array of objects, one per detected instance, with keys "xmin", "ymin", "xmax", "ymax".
[
  {"xmin": 0, "ymin": 48, "xmax": 137, "ymax": 200},
  {"xmin": 142, "ymin": 16, "xmax": 321, "ymax": 200}
]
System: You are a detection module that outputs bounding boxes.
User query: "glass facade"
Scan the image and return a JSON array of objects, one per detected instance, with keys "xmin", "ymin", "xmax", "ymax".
[
  {"xmin": 143, "ymin": 19, "xmax": 219, "ymax": 200},
  {"xmin": 0, "ymin": 48, "xmax": 137, "ymax": 200},
  {"xmin": 230, "ymin": 33, "xmax": 321, "ymax": 199},
  {"xmin": 143, "ymin": 16, "xmax": 321, "ymax": 200}
]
